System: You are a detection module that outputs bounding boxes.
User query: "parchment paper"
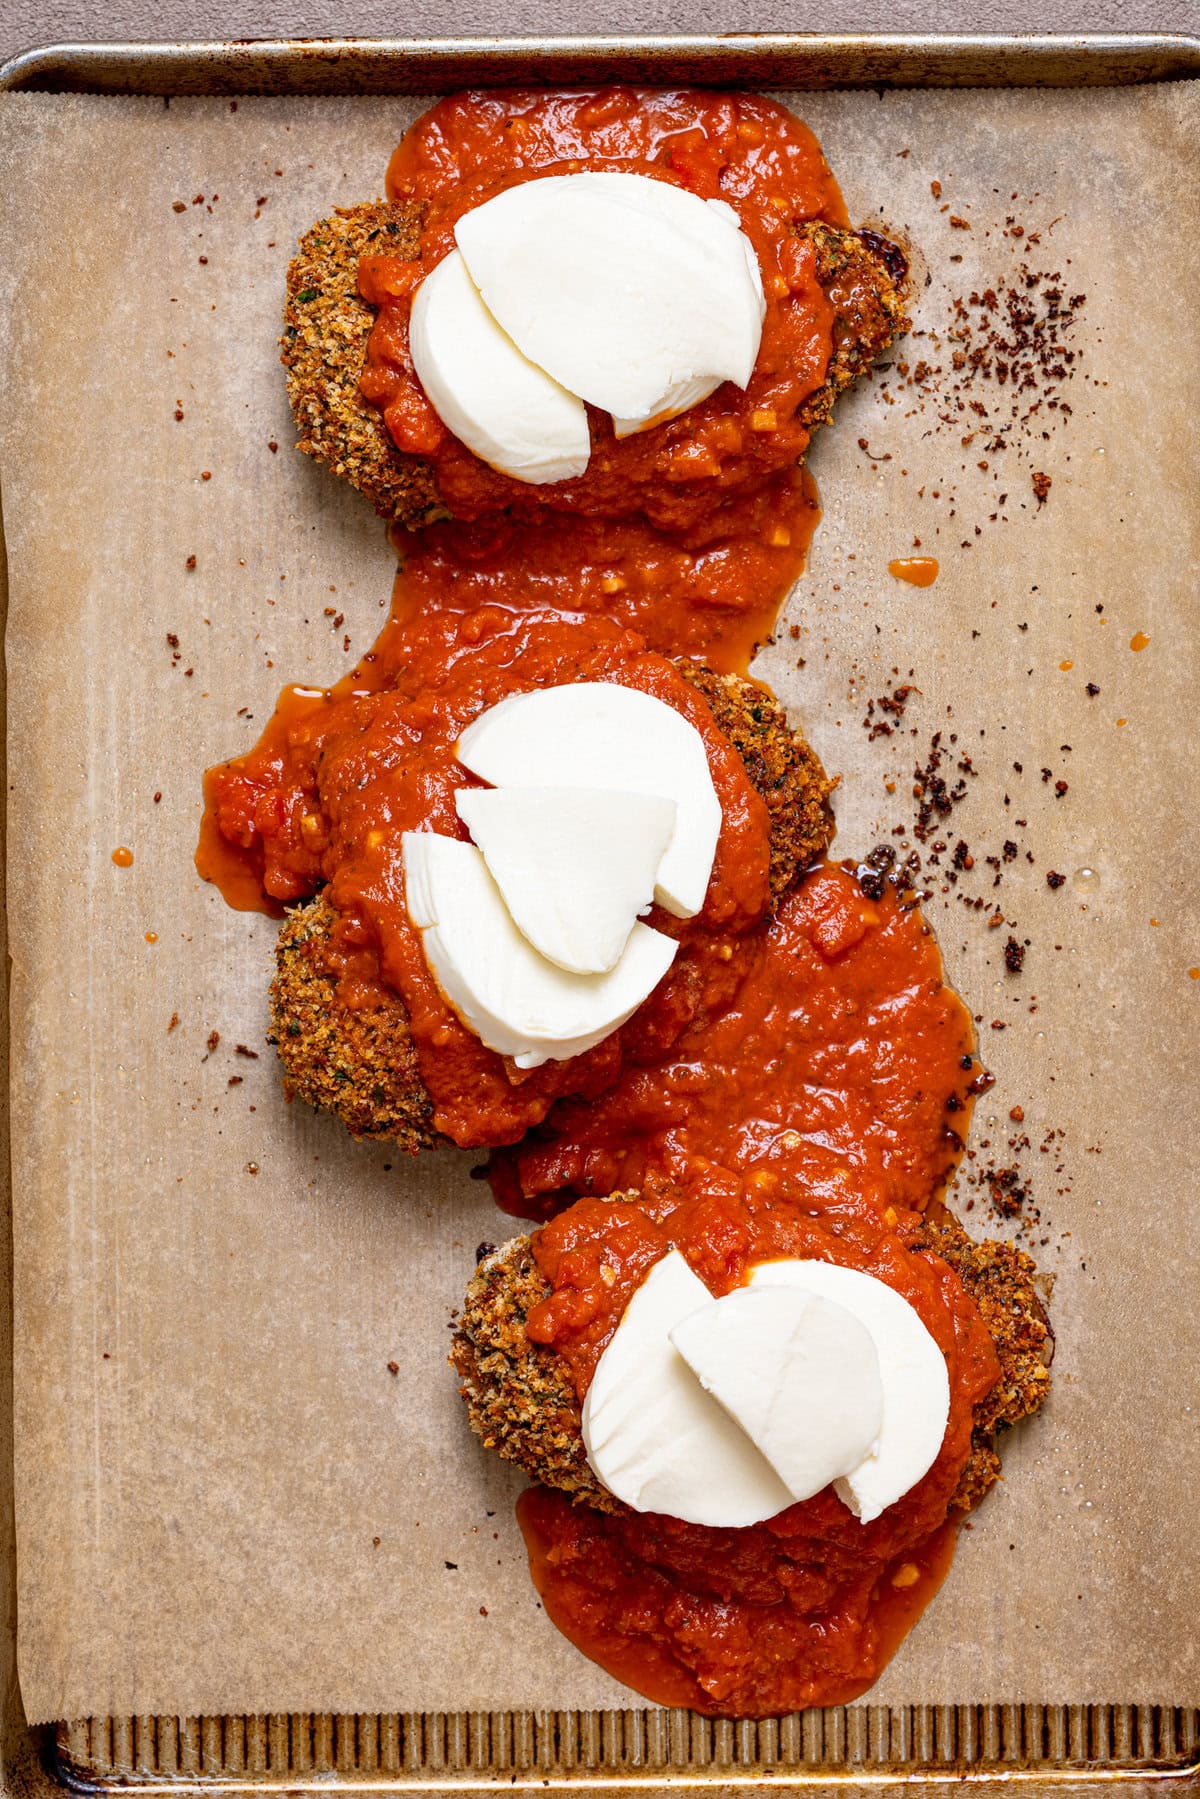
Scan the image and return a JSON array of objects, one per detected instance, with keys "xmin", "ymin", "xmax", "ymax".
[{"xmin": 0, "ymin": 84, "xmax": 1197, "ymax": 1727}]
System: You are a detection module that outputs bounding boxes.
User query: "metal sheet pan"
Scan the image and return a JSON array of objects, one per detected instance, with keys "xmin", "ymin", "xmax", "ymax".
[{"xmin": 0, "ymin": 32, "xmax": 1197, "ymax": 1798}]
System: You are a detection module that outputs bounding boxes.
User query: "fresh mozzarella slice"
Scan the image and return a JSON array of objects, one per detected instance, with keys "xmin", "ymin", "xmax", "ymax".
[
  {"xmin": 403, "ymin": 831, "xmax": 676, "ymax": 1068},
  {"xmin": 582, "ymin": 1251, "xmax": 794, "ymax": 1527},
  {"xmin": 747, "ymin": 1261, "xmax": 951, "ymax": 1524},
  {"xmin": 610, "ymin": 375, "xmax": 723, "ymax": 441},
  {"xmin": 455, "ymin": 684, "xmax": 721, "ymax": 919},
  {"xmin": 669, "ymin": 1287, "xmax": 883, "ymax": 1503},
  {"xmin": 455, "ymin": 785, "xmax": 677, "ymax": 975},
  {"xmin": 408, "ymin": 248, "xmax": 590, "ymax": 485},
  {"xmin": 454, "ymin": 171, "xmax": 765, "ymax": 432}
]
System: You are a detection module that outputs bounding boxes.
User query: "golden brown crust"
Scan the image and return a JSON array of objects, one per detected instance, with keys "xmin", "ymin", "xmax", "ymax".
[
  {"xmin": 796, "ymin": 223, "xmax": 910, "ymax": 435},
  {"xmin": 268, "ymin": 892, "xmax": 435, "ymax": 1151},
  {"xmin": 451, "ymin": 1208, "xmax": 1051, "ymax": 1519},
  {"xmin": 679, "ymin": 666, "xmax": 835, "ymax": 903},
  {"xmin": 913, "ymin": 1206, "xmax": 1054, "ymax": 1512},
  {"xmin": 281, "ymin": 202, "xmax": 443, "ymax": 525},
  {"xmin": 451, "ymin": 1236, "xmax": 618, "ymax": 1511},
  {"xmin": 267, "ymin": 667, "xmax": 832, "ymax": 1144},
  {"xmin": 281, "ymin": 208, "xmax": 907, "ymax": 525}
]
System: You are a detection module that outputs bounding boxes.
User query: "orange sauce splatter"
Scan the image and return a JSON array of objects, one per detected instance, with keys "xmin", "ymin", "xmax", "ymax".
[
  {"xmin": 145, "ymin": 931, "xmax": 158, "ymax": 944},
  {"xmin": 1059, "ymin": 660, "xmax": 1073, "ymax": 671},
  {"xmin": 888, "ymin": 557, "xmax": 939, "ymax": 587},
  {"xmin": 1189, "ymin": 968, "xmax": 1199, "ymax": 980},
  {"xmin": 1116, "ymin": 718, "xmax": 1128, "ymax": 727},
  {"xmin": 111, "ymin": 846, "xmax": 134, "ymax": 868},
  {"xmin": 1130, "ymin": 631, "xmax": 1151, "ymax": 652}
]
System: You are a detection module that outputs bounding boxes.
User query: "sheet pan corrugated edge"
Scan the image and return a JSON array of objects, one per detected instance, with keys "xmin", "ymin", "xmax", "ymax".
[
  {"xmin": 0, "ymin": 31, "xmax": 1197, "ymax": 1799},
  {"xmin": 51, "ymin": 1704, "xmax": 1200, "ymax": 1790},
  {"xmin": 1, "ymin": 33, "xmax": 1200, "ymax": 95}
]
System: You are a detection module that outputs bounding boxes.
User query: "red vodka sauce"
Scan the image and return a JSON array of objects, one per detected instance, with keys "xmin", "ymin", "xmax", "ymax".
[
  {"xmin": 515, "ymin": 1186, "xmax": 999, "ymax": 1715},
  {"xmin": 381, "ymin": 465, "xmax": 821, "ymax": 671},
  {"xmin": 518, "ymin": 1489, "xmax": 958, "ymax": 1717},
  {"xmin": 363, "ymin": 90, "xmax": 846, "ymax": 534},
  {"xmin": 199, "ymin": 607, "xmax": 776, "ymax": 1147},
  {"xmin": 490, "ymin": 861, "xmax": 979, "ymax": 1220}
]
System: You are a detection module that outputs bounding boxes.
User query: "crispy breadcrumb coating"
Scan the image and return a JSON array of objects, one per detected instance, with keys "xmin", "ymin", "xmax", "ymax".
[
  {"xmin": 797, "ymin": 223, "xmax": 910, "ymax": 436},
  {"xmin": 450, "ymin": 1207, "xmax": 1051, "ymax": 1519},
  {"xmin": 914, "ymin": 1205, "xmax": 1054, "ymax": 1512},
  {"xmin": 281, "ymin": 208, "xmax": 907, "ymax": 525},
  {"xmin": 281, "ymin": 201, "xmax": 443, "ymax": 524},
  {"xmin": 269, "ymin": 893, "xmax": 435, "ymax": 1152},
  {"xmin": 268, "ymin": 666, "xmax": 833, "ymax": 1144},
  {"xmin": 677, "ymin": 665, "xmax": 834, "ymax": 904}
]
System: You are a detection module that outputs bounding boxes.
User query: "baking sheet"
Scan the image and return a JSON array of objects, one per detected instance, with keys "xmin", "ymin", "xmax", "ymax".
[{"xmin": 0, "ymin": 83, "xmax": 1196, "ymax": 1728}]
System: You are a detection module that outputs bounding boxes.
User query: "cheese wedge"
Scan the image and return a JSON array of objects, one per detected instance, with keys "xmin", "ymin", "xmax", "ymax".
[
  {"xmin": 669, "ymin": 1287, "xmax": 884, "ymax": 1503},
  {"xmin": 455, "ymin": 684, "xmax": 721, "ymax": 919},
  {"xmin": 454, "ymin": 171, "xmax": 765, "ymax": 434},
  {"xmin": 408, "ymin": 247, "xmax": 590, "ymax": 485},
  {"xmin": 747, "ymin": 1261, "xmax": 951, "ymax": 1523},
  {"xmin": 403, "ymin": 830, "xmax": 677, "ymax": 1068},
  {"xmin": 582, "ymin": 1251, "xmax": 794, "ymax": 1527},
  {"xmin": 455, "ymin": 785, "xmax": 677, "ymax": 974}
]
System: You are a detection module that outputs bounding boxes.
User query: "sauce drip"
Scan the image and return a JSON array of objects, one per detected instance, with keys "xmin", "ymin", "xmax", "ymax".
[
  {"xmin": 111, "ymin": 846, "xmax": 134, "ymax": 867},
  {"xmin": 888, "ymin": 556, "xmax": 939, "ymax": 587},
  {"xmin": 195, "ymin": 89, "xmax": 995, "ymax": 1717}
]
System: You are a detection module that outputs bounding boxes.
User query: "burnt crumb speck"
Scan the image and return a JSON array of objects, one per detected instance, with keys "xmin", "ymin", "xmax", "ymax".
[
  {"xmin": 1032, "ymin": 471, "xmax": 1052, "ymax": 506},
  {"xmin": 862, "ymin": 683, "xmax": 918, "ymax": 741},
  {"xmin": 913, "ymin": 731, "xmax": 975, "ymax": 842},
  {"xmin": 1046, "ymin": 870, "xmax": 1066, "ymax": 889},
  {"xmin": 475, "ymin": 1240, "xmax": 497, "ymax": 1264},
  {"xmin": 1004, "ymin": 935, "xmax": 1027, "ymax": 974}
]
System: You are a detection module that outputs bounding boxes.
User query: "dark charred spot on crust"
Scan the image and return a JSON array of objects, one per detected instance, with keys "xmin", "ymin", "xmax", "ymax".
[{"xmin": 854, "ymin": 226, "xmax": 909, "ymax": 288}]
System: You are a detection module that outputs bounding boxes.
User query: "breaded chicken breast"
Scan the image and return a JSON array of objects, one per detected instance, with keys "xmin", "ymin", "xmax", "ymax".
[
  {"xmin": 450, "ymin": 1206, "xmax": 1052, "ymax": 1517},
  {"xmin": 268, "ymin": 666, "xmax": 834, "ymax": 1150},
  {"xmin": 281, "ymin": 204, "xmax": 907, "ymax": 525}
]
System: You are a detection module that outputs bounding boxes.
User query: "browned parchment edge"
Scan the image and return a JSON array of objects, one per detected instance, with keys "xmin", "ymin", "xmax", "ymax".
[{"xmin": 0, "ymin": 33, "xmax": 1198, "ymax": 1799}]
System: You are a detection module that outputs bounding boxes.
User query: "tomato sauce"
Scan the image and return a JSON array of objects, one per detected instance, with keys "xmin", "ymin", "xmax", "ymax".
[
  {"xmin": 201, "ymin": 606, "xmax": 774, "ymax": 1146},
  {"xmin": 195, "ymin": 89, "xmax": 1001, "ymax": 1716},
  {"xmin": 364, "ymin": 90, "xmax": 846, "ymax": 534},
  {"xmin": 490, "ymin": 862, "xmax": 977, "ymax": 1219},
  {"xmin": 516, "ymin": 1185, "xmax": 998, "ymax": 1715}
]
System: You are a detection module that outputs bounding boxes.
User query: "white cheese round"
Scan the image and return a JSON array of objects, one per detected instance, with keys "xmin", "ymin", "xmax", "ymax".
[
  {"xmin": 668, "ymin": 1287, "xmax": 884, "ymax": 1503},
  {"xmin": 402, "ymin": 830, "xmax": 677, "ymax": 1068},
  {"xmin": 454, "ymin": 785, "xmax": 677, "ymax": 975},
  {"xmin": 455, "ymin": 683, "xmax": 721, "ymax": 919},
  {"xmin": 747, "ymin": 1260, "xmax": 951, "ymax": 1523},
  {"xmin": 581, "ymin": 1251, "xmax": 794, "ymax": 1528},
  {"xmin": 408, "ymin": 247, "xmax": 590, "ymax": 485},
  {"xmin": 454, "ymin": 171, "xmax": 766, "ymax": 435}
]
